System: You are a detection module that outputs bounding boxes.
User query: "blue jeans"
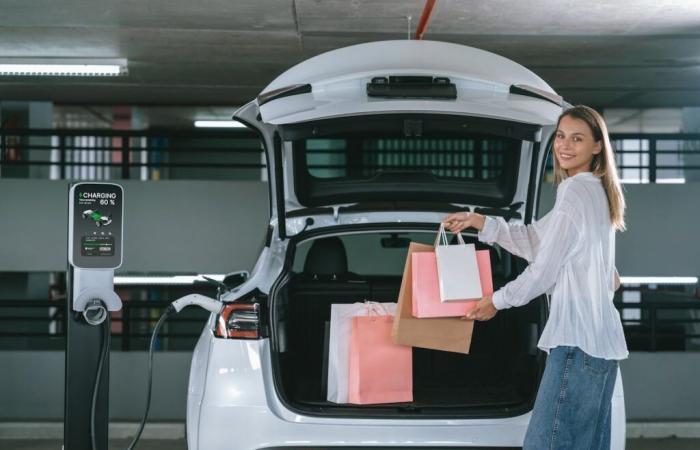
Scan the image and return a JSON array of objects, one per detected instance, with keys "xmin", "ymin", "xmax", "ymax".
[{"xmin": 524, "ymin": 346, "xmax": 619, "ymax": 450}]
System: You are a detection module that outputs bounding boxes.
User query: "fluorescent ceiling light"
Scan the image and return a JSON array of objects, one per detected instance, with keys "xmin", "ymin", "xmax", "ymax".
[
  {"xmin": 114, "ymin": 274, "xmax": 225, "ymax": 286},
  {"xmin": 656, "ymin": 178, "xmax": 686, "ymax": 184},
  {"xmin": 194, "ymin": 120, "xmax": 246, "ymax": 128},
  {"xmin": 0, "ymin": 58, "xmax": 128, "ymax": 76},
  {"xmin": 620, "ymin": 276, "xmax": 698, "ymax": 285},
  {"xmin": 619, "ymin": 179, "xmax": 648, "ymax": 184},
  {"xmin": 620, "ymin": 178, "xmax": 686, "ymax": 184}
]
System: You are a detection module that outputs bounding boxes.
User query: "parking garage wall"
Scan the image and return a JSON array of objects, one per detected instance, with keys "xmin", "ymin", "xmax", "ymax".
[
  {"xmin": 0, "ymin": 178, "xmax": 696, "ymax": 279},
  {"xmin": 0, "ymin": 179, "xmax": 269, "ymax": 274},
  {"xmin": 538, "ymin": 182, "xmax": 698, "ymax": 278}
]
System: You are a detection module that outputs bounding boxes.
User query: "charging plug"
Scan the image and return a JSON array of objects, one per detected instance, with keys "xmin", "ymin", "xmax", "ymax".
[{"xmin": 171, "ymin": 294, "xmax": 223, "ymax": 314}]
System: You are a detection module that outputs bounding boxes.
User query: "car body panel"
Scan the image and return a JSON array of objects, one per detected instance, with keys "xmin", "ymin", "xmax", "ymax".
[
  {"xmin": 262, "ymin": 41, "xmax": 554, "ymax": 94},
  {"xmin": 259, "ymin": 87, "xmax": 561, "ymax": 127},
  {"xmin": 188, "ymin": 336, "xmax": 626, "ymax": 450},
  {"xmin": 258, "ymin": 40, "xmax": 559, "ymax": 126}
]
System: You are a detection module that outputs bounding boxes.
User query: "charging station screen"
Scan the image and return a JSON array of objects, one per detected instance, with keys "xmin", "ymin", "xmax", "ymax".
[
  {"xmin": 70, "ymin": 183, "xmax": 123, "ymax": 269},
  {"xmin": 81, "ymin": 236, "xmax": 115, "ymax": 256}
]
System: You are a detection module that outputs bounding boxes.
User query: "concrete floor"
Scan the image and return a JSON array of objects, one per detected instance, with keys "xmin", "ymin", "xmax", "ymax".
[{"xmin": 2, "ymin": 438, "xmax": 700, "ymax": 449}]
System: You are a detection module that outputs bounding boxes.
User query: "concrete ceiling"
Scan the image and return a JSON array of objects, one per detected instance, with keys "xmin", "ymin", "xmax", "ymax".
[{"xmin": 2, "ymin": 0, "xmax": 700, "ymax": 113}]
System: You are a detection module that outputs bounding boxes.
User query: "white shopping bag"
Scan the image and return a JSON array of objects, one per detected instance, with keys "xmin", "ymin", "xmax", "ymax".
[
  {"xmin": 326, "ymin": 301, "xmax": 397, "ymax": 404},
  {"xmin": 434, "ymin": 223, "xmax": 483, "ymax": 302}
]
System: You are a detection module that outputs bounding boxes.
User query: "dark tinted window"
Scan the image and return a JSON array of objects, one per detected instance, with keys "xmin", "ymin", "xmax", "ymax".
[
  {"xmin": 293, "ymin": 232, "xmax": 436, "ymax": 276},
  {"xmin": 285, "ymin": 114, "xmax": 535, "ymax": 208},
  {"xmin": 293, "ymin": 231, "xmax": 504, "ymax": 277},
  {"xmin": 304, "ymin": 136, "xmax": 512, "ymax": 181}
]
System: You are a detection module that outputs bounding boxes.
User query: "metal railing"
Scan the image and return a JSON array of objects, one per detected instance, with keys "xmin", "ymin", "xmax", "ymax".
[
  {"xmin": 545, "ymin": 133, "xmax": 700, "ymax": 183},
  {"xmin": 2, "ymin": 129, "xmax": 698, "ymax": 183},
  {"xmin": 0, "ymin": 299, "xmax": 211, "ymax": 351},
  {"xmin": 612, "ymin": 285, "xmax": 700, "ymax": 351},
  {"xmin": 0, "ymin": 127, "xmax": 264, "ymax": 181},
  {"xmin": 2, "ymin": 290, "xmax": 699, "ymax": 352},
  {"xmin": 614, "ymin": 299, "xmax": 700, "ymax": 352},
  {"xmin": 609, "ymin": 133, "xmax": 700, "ymax": 183}
]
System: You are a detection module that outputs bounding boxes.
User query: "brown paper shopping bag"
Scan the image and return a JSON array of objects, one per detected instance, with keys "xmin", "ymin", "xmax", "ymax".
[{"xmin": 391, "ymin": 241, "xmax": 474, "ymax": 354}]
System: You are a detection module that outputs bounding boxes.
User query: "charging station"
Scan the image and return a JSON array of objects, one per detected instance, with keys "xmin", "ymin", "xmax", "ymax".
[
  {"xmin": 64, "ymin": 182, "xmax": 124, "ymax": 450},
  {"xmin": 62, "ymin": 181, "xmax": 224, "ymax": 450}
]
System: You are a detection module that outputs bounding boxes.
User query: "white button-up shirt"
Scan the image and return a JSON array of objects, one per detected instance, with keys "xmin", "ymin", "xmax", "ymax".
[{"xmin": 478, "ymin": 171, "xmax": 629, "ymax": 360}]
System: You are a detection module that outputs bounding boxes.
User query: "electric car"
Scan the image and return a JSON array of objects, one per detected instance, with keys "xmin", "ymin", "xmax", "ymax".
[
  {"xmin": 82, "ymin": 209, "xmax": 112, "ymax": 227},
  {"xmin": 186, "ymin": 40, "xmax": 626, "ymax": 449}
]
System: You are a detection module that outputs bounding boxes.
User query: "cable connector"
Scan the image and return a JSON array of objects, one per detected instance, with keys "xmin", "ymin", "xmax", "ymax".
[{"xmin": 170, "ymin": 294, "xmax": 223, "ymax": 314}]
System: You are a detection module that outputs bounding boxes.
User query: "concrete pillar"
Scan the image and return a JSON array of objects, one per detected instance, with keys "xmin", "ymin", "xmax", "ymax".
[
  {"xmin": 0, "ymin": 101, "xmax": 54, "ymax": 179},
  {"xmin": 681, "ymin": 107, "xmax": 700, "ymax": 183},
  {"xmin": 28, "ymin": 102, "xmax": 53, "ymax": 179}
]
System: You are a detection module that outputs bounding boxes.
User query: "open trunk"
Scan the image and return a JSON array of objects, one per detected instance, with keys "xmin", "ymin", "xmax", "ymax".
[{"xmin": 269, "ymin": 229, "xmax": 548, "ymax": 418}]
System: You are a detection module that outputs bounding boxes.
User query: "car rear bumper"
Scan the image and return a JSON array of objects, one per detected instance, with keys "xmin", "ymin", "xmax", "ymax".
[
  {"xmin": 187, "ymin": 334, "xmax": 625, "ymax": 450},
  {"xmin": 195, "ymin": 404, "xmax": 532, "ymax": 449},
  {"xmin": 188, "ymin": 336, "xmax": 532, "ymax": 449}
]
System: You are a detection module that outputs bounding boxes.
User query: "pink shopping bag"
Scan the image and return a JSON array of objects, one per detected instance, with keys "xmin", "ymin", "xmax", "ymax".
[
  {"xmin": 348, "ymin": 313, "xmax": 413, "ymax": 405},
  {"xmin": 412, "ymin": 249, "xmax": 493, "ymax": 318}
]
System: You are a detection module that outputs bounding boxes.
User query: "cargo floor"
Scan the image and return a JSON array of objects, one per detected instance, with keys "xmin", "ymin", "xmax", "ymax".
[{"xmin": 274, "ymin": 273, "xmax": 543, "ymax": 413}]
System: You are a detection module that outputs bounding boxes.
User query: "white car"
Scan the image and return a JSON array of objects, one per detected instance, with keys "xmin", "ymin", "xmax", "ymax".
[{"xmin": 186, "ymin": 40, "xmax": 626, "ymax": 449}]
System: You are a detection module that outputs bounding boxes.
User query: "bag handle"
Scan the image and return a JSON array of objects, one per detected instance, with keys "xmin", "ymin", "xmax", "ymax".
[
  {"xmin": 434, "ymin": 222, "xmax": 466, "ymax": 248},
  {"xmin": 363, "ymin": 300, "xmax": 389, "ymax": 317}
]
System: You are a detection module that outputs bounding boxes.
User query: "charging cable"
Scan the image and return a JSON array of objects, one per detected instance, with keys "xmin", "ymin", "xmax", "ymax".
[
  {"xmin": 86, "ymin": 294, "xmax": 223, "ymax": 450},
  {"xmin": 129, "ymin": 295, "xmax": 222, "ymax": 449},
  {"xmin": 125, "ymin": 305, "xmax": 174, "ymax": 450},
  {"xmin": 83, "ymin": 294, "xmax": 224, "ymax": 450},
  {"xmin": 90, "ymin": 301, "xmax": 110, "ymax": 450}
]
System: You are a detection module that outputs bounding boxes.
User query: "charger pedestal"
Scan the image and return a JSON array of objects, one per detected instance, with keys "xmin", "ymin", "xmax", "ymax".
[
  {"xmin": 64, "ymin": 183, "xmax": 124, "ymax": 450},
  {"xmin": 64, "ymin": 276, "xmax": 111, "ymax": 450}
]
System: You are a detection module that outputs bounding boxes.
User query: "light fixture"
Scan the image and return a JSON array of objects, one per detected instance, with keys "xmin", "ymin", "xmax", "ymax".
[
  {"xmin": 114, "ymin": 274, "xmax": 225, "ymax": 286},
  {"xmin": 620, "ymin": 276, "xmax": 698, "ymax": 285},
  {"xmin": 656, "ymin": 178, "xmax": 686, "ymax": 184},
  {"xmin": 194, "ymin": 120, "xmax": 247, "ymax": 128},
  {"xmin": 620, "ymin": 178, "xmax": 686, "ymax": 184},
  {"xmin": 0, "ymin": 58, "xmax": 128, "ymax": 76}
]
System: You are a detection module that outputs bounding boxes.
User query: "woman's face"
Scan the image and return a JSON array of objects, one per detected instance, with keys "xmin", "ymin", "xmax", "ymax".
[{"xmin": 554, "ymin": 115, "xmax": 602, "ymax": 176}]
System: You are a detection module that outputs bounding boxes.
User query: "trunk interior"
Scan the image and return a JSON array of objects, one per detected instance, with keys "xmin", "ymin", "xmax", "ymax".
[{"xmin": 270, "ymin": 229, "xmax": 547, "ymax": 417}]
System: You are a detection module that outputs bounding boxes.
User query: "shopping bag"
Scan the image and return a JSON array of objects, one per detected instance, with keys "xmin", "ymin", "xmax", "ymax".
[
  {"xmin": 434, "ymin": 223, "xmax": 483, "ymax": 302},
  {"xmin": 412, "ymin": 248, "xmax": 493, "ymax": 318},
  {"xmin": 392, "ymin": 241, "xmax": 475, "ymax": 354},
  {"xmin": 326, "ymin": 302, "xmax": 397, "ymax": 404},
  {"xmin": 348, "ymin": 303, "xmax": 412, "ymax": 405}
]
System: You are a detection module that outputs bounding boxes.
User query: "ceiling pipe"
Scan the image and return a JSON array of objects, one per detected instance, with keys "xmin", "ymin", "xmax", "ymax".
[{"xmin": 414, "ymin": 0, "xmax": 437, "ymax": 40}]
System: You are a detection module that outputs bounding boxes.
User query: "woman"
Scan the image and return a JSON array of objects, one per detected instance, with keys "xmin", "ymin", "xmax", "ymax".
[{"xmin": 442, "ymin": 105, "xmax": 629, "ymax": 450}]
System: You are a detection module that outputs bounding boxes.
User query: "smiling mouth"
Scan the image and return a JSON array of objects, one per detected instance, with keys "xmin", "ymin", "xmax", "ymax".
[{"xmin": 559, "ymin": 153, "xmax": 576, "ymax": 161}]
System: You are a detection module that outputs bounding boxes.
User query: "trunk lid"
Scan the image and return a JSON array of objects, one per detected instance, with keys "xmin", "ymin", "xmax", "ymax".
[{"xmin": 233, "ymin": 40, "xmax": 564, "ymax": 237}]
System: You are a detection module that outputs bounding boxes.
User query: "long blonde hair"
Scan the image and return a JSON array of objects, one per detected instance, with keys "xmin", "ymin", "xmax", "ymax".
[{"xmin": 553, "ymin": 105, "xmax": 627, "ymax": 231}]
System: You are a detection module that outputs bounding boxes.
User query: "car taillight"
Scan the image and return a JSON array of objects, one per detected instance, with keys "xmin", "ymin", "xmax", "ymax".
[{"xmin": 215, "ymin": 303, "xmax": 261, "ymax": 339}]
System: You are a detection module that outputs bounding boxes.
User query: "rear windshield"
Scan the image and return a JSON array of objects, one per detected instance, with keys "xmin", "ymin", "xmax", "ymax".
[
  {"xmin": 303, "ymin": 136, "xmax": 510, "ymax": 180},
  {"xmin": 284, "ymin": 115, "xmax": 536, "ymax": 208}
]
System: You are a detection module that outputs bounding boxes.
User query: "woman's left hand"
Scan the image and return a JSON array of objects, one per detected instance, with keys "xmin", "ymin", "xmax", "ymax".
[{"xmin": 463, "ymin": 294, "xmax": 498, "ymax": 321}]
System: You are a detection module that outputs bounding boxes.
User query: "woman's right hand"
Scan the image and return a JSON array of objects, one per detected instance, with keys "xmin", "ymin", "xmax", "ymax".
[{"xmin": 442, "ymin": 212, "xmax": 486, "ymax": 233}]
